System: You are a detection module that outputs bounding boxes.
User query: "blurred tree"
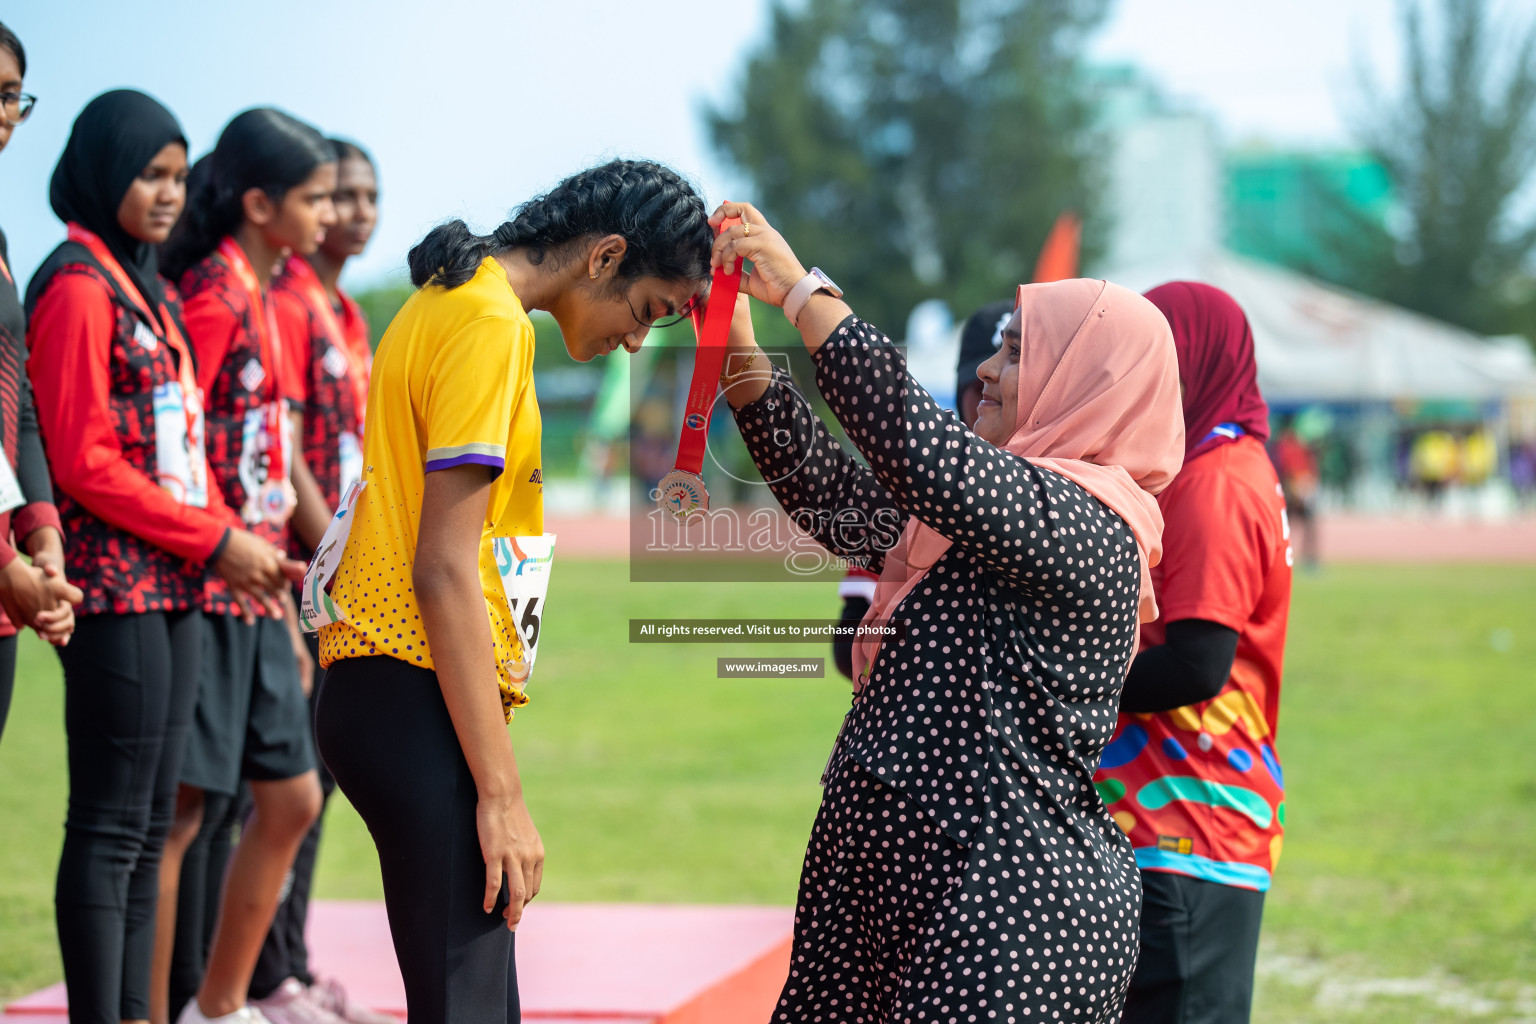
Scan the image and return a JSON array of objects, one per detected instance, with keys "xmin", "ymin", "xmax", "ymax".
[
  {"xmin": 1346, "ymin": 0, "xmax": 1536, "ymax": 336},
  {"xmin": 351, "ymin": 281, "xmax": 413, "ymax": 350},
  {"xmin": 706, "ymin": 0, "xmax": 1108, "ymax": 338}
]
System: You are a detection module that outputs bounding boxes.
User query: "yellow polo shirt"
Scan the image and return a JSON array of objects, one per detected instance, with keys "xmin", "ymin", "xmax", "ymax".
[{"xmin": 318, "ymin": 257, "xmax": 542, "ymax": 719}]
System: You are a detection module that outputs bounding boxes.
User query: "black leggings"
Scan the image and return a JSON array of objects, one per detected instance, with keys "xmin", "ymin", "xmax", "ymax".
[
  {"xmin": 55, "ymin": 610, "xmax": 202, "ymax": 1024},
  {"xmin": 316, "ymin": 656, "xmax": 519, "ymax": 1024}
]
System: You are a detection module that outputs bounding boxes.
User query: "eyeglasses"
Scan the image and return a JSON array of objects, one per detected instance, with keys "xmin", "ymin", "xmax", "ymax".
[
  {"xmin": 625, "ymin": 290, "xmax": 701, "ymax": 331},
  {"xmin": 0, "ymin": 92, "xmax": 35, "ymax": 127}
]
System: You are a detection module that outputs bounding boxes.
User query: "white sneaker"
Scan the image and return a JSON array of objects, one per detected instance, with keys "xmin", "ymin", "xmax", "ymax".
[
  {"xmin": 308, "ymin": 976, "xmax": 401, "ymax": 1024},
  {"xmin": 252, "ymin": 978, "xmax": 345, "ymax": 1024},
  {"xmin": 176, "ymin": 1001, "xmax": 274, "ymax": 1024}
]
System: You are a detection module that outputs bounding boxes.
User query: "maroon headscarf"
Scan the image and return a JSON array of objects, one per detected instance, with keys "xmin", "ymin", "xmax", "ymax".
[{"xmin": 1144, "ymin": 281, "xmax": 1270, "ymax": 464}]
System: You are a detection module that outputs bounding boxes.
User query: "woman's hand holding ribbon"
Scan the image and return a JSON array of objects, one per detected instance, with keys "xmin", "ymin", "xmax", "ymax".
[
  {"xmin": 708, "ymin": 201, "xmax": 807, "ymax": 306},
  {"xmin": 708, "ymin": 201, "xmax": 852, "ymax": 356}
]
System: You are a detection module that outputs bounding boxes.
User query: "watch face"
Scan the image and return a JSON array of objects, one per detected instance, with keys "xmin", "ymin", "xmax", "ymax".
[{"xmin": 811, "ymin": 267, "xmax": 843, "ymax": 298}]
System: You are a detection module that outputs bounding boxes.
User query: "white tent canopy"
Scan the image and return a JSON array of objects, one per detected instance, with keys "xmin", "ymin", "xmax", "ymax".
[{"xmin": 1098, "ymin": 250, "xmax": 1536, "ymax": 403}]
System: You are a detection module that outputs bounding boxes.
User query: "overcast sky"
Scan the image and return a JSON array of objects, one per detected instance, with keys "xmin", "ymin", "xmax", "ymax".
[{"xmin": 1, "ymin": 0, "xmax": 1421, "ymax": 292}]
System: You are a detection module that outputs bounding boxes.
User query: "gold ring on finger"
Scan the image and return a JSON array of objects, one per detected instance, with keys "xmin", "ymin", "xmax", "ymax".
[{"xmin": 743, "ymin": 222, "xmax": 751, "ymax": 237}]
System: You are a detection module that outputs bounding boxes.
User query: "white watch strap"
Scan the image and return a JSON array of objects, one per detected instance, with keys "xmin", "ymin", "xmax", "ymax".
[{"xmin": 783, "ymin": 272, "xmax": 826, "ymax": 328}]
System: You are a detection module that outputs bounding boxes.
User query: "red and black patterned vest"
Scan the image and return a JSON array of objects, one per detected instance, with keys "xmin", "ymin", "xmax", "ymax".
[
  {"xmin": 180, "ymin": 247, "xmax": 295, "ymax": 614},
  {"xmin": 32, "ymin": 264, "xmax": 207, "ymax": 615}
]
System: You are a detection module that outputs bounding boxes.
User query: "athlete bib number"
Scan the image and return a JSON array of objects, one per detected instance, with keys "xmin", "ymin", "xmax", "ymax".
[
  {"xmin": 152, "ymin": 381, "xmax": 210, "ymax": 508},
  {"xmin": 299, "ymin": 479, "xmax": 365, "ymax": 634},
  {"xmin": 492, "ymin": 534, "xmax": 556, "ymax": 689},
  {"xmin": 239, "ymin": 401, "xmax": 296, "ymax": 525}
]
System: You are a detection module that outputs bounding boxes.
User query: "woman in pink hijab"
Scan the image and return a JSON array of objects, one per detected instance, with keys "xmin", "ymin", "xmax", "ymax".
[{"xmin": 709, "ymin": 202, "xmax": 1184, "ymax": 1023}]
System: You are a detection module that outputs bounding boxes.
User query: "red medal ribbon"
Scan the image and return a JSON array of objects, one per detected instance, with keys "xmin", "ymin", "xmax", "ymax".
[
  {"xmin": 67, "ymin": 223, "xmax": 203, "ymax": 453},
  {"xmin": 669, "ymin": 216, "xmax": 742, "ymax": 478},
  {"xmin": 217, "ymin": 238, "xmax": 287, "ymax": 486},
  {"xmin": 285, "ymin": 255, "xmax": 370, "ymax": 430}
]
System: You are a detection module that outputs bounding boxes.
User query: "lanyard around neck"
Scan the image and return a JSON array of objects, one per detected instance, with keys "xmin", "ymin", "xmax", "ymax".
[
  {"xmin": 216, "ymin": 237, "xmax": 286, "ymax": 481},
  {"xmin": 68, "ymin": 223, "xmax": 202, "ymax": 440}
]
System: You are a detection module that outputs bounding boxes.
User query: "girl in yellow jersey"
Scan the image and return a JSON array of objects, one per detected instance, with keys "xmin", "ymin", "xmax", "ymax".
[{"xmin": 314, "ymin": 160, "xmax": 711, "ymax": 1024}]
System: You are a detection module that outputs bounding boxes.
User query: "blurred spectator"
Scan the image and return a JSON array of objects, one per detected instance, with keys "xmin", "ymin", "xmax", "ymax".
[
  {"xmin": 1458, "ymin": 427, "xmax": 1497, "ymax": 487},
  {"xmin": 1271, "ymin": 419, "xmax": 1321, "ymax": 568},
  {"xmin": 1316, "ymin": 430, "xmax": 1357, "ymax": 498},
  {"xmin": 631, "ymin": 398, "xmax": 676, "ymax": 506},
  {"xmin": 1510, "ymin": 439, "xmax": 1536, "ymax": 507},
  {"xmin": 1409, "ymin": 426, "xmax": 1458, "ymax": 505}
]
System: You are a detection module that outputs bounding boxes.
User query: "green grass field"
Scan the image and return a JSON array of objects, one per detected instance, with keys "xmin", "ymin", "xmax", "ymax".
[{"xmin": 2, "ymin": 561, "xmax": 1533, "ymax": 1021}]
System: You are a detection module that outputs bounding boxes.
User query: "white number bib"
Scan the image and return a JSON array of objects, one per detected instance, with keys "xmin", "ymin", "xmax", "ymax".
[
  {"xmin": 237, "ymin": 401, "xmax": 296, "ymax": 525},
  {"xmin": 299, "ymin": 480, "xmax": 365, "ymax": 634},
  {"xmin": 492, "ymin": 534, "xmax": 557, "ymax": 688},
  {"xmin": 152, "ymin": 381, "xmax": 209, "ymax": 508}
]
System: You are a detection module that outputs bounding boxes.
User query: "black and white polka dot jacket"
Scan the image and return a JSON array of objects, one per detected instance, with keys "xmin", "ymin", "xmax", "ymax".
[{"xmin": 734, "ymin": 316, "xmax": 1143, "ymax": 848}]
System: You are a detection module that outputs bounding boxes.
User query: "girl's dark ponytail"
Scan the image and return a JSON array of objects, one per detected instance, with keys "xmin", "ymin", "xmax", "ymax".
[
  {"xmin": 407, "ymin": 220, "xmax": 498, "ymax": 289},
  {"xmin": 409, "ymin": 159, "xmax": 711, "ymax": 291},
  {"xmin": 161, "ymin": 107, "xmax": 333, "ymax": 282}
]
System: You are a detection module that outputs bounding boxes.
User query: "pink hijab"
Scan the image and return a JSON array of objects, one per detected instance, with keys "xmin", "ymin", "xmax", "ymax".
[{"xmin": 851, "ymin": 279, "xmax": 1185, "ymax": 689}]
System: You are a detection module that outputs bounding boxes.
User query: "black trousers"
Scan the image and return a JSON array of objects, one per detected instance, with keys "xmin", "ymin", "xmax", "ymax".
[
  {"xmin": 251, "ymin": 635, "xmax": 334, "ymax": 999},
  {"xmin": 0, "ymin": 632, "xmax": 19, "ymax": 744},
  {"xmin": 54, "ymin": 610, "xmax": 203, "ymax": 1024},
  {"xmin": 1121, "ymin": 870, "xmax": 1267, "ymax": 1024},
  {"xmin": 316, "ymin": 655, "xmax": 520, "ymax": 1024}
]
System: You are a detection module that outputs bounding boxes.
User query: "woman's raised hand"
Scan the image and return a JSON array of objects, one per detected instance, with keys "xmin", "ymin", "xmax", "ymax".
[{"xmin": 709, "ymin": 201, "xmax": 807, "ymax": 308}]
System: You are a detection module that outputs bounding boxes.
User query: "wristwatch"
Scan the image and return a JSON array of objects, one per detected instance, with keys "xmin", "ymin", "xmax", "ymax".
[{"xmin": 783, "ymin": 267, "xmax": 844, "ymax": 327}]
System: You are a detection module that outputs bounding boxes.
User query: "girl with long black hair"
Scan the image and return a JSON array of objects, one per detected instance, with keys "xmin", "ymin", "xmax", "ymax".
[
  {"xmin": 26, "ymin": 90, "xmax": 300, "ymax": 1024},
  {"xmin": 157, "ymin": 107, "xmax": 334, "ymax": 1024},
  {"xmin": 314, "ymin": 159, "xmax": 712, "ymax": 1024},
  {"xmin": 0, "ymin": 19, "xmax": 76, "ymax": 744}
]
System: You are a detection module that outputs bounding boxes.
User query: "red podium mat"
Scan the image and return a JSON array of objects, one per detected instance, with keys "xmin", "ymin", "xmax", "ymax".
[{"xmin": 4, "ymin": 901, "xmax": 793, "ymax": 1023}]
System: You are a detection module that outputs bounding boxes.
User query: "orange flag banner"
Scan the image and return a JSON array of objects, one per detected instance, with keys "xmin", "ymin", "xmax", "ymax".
[{"xmin": 1032, "ymin": 212, "xmax": 1081, "ymax": 283}]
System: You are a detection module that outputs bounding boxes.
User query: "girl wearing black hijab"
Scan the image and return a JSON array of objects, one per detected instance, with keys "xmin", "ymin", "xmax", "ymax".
[
  {"xmin": 0, "ymin": 18, "xmax": 76, "ymax": 745},
  {"xmin": 25, "ymin": 89, "xmax": 299, "ymax": 1024}
]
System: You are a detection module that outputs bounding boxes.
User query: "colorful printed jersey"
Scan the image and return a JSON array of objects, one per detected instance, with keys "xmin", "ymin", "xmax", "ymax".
[
  {"xmin": 273, "ymin": 255, "xmax": 371, "ymax": 557},
  {"xmin": 1095, "ymin": 435, "xmax": 1293, "ymax": 891},
  {"xmin": 28, "ymin": 261, "xmax": 230, "ymax": 615},
  {"xmin": 318, "ymin": 256, "xmax": 543, "ymax": 720},
  {"xmin": 0, "ymin": 228, "xmax": 62, "ymax": 633},
  {"xmin": 180, "ymin": 243, "xmax": 302, "ymax": 614}
]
